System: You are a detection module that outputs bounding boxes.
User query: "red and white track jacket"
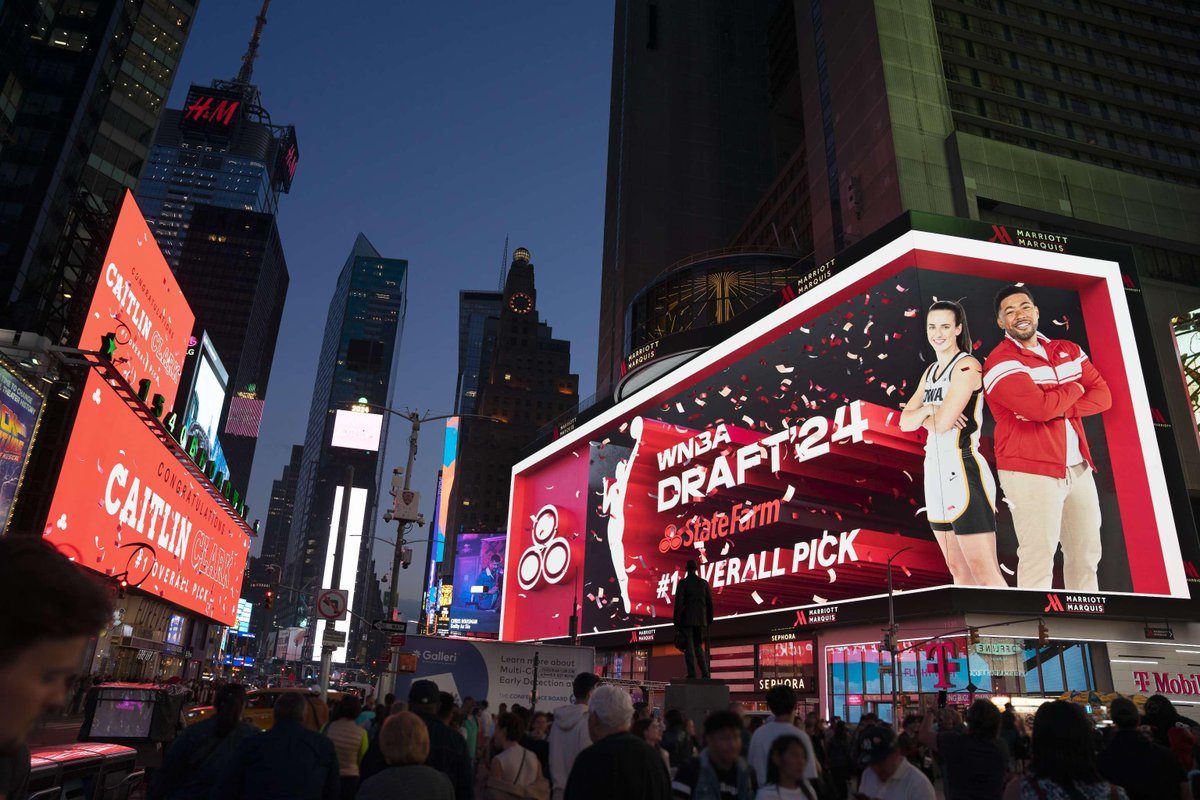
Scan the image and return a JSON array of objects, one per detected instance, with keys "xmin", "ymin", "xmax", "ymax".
[{"xmin": 982, "ymin": 332, "xmax": 1112, "ymax": 478}]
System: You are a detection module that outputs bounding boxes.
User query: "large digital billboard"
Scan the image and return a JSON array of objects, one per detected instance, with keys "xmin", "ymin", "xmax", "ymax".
[
  {"xmin": 43, "ymin": 371, "xmax": 251, "ymax": 625},
  {"xmin": 448, "ymin": 533, "xmax": 506, "ymax": 638},
  {"xmin": 0, "ymin": 359, "xmax": 43, "ymax": 532},
  {"xmin": 313, "ymin": 486, "xmax": 367, "ymax": 664},
  {"xmin": 180, "ymin": 333, "xmax": 230, "ymax": 485},
  {"xmin": 501, "ymin": 223, "xmax": 1193, "ymax": 642},
  {"xmin": 79, "ymin": 191, "xmax": 194, "ymax": 407}
]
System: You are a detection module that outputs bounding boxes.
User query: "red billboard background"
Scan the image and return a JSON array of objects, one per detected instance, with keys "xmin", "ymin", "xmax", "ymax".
[
  {"xmin": 501, "ymin": 233, "xmax": 1188, "ymax": 641},
  {"xmin": 78, "ymin": 191, "xmax": 194, "ymax": 407},
  {"xmin": 43, "ymin": 371, "xmax": 250, "ymax": 625}
]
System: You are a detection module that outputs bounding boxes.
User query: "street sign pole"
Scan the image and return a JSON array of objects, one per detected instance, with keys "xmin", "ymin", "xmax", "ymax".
[{"xmin": 320, "ymin": 465, "xmax": 354, "ymax": 703}]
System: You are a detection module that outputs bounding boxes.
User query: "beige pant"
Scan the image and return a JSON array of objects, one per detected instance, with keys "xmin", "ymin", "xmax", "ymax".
[{"xmin": 998, "ymin": 465, "xmax": 1102, "ymax": 591}]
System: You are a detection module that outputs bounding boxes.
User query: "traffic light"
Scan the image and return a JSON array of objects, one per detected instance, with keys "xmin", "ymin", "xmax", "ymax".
[
  {"xmin": 117, "ymin": 577, "xmax": 128, "ymax": 599},
  {"xmin": 968, "ymin": 627, "xmax": 980, "ymax": 647},
  {"xmin": 100, "ymin": 333, "xmax": 118, "ymax": 361},
  {"xmin": 1037, "ymin": 620, "xmax": 1049, "ymax": 646},
  {"xmin": 265, "ymin": 590, "xmax": 275, "ymax": 610}
]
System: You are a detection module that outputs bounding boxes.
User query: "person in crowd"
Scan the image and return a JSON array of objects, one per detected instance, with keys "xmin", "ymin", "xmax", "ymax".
[
  {"xmin": 1000, "ymin": 701, "xmax": 1127, "ymax": 800},
  {"xmin": 563, "ymin": 685, "xmax": 670, "ymax": 800},
  {"xmin": 550, "ymin": 671, "xmax": 603, "ymax": 800},
  {"xmin": 896, "ymin": 715, "xmax": 922, "ymax": 777},
  {"xmin": 149, "ymin": 683, "xmax": 258, "ymax": 800},
  {"xmin": 356, "ymin": 697, "xmax": 377, "ymax": 729},
  {"xmin": 855, "ymin": 726, "xmax": 935, "ymax": 800},
  {"xmin": 749, "ymin": 685, "xmax": 819, "ymax": 788},
  {"xmin": 1098, "ymin": 697, "xmax": 1190, "ymax": 800},
  {"xmin": 461, "ymin": 697, "xmax": 480, "ymax": 770},
  {"xmin": 635, "ymin": 702, "xmax": 653, "ymax": 722},
  {"xmin": 984, "ymin": 285, "xmax": 1112, "ymax": 591},
  {"xmin": 0, "ymin": 537, "xmax": 113, "ymax": 800},
  {"xmin": 326, "ymin": 695, "xmax": 370, "ymax": 800},
  {"xmin": 633, "ymin": 717, "xmax": 672, "ymax": 772},
  {"xmin": 999, "ymin": 705, "xmax": 1023, "ymax": 773},
  {"xmin": 664, "ymin": 709, "xmax": 698, "ymax": 769},
  {"xmin": 404, "ymin": 679, "xmax": 473, "ymax": 800},
  {"xmin": 1143, "ymin": 693, "xmax": 1200, "ymax": 772},
  {"xmin": 673, "ymin": 709, "xmax": 756, "ymax": 800},
  {"xmin": 920, "ymin": 699, "xmax": 1007, "ymax": 800},
  {"xmin": 438, "ymin": 692, "xmax": 457, "ymax": 728},
  {"xmin": 756, "ymin": 734, "xmax": 820, "ymax": 800},
  {"xmin": 374, "ymin": 693, "xmax": 395, "ymax": 732},
  {"xmin": 850, "ymin": 713, "xmax": 882, "ymax": 775},
  {"xmin": 805, "ymin": 714, "xmax": 828, "ymax": 772},
  {"xmin": 825, "ymin": 721, "xmax": 852, "ymax": 800},
  {"xmin": 674, "ymin": 560, "xmax": 715, "ymax": 679},
  {"xmin": 517, "ymin": 707, "xmax": 551, "ymax": 780},
  {"xmin": 900, "ymin": 300, "xmax": 1006, "ymax": 587},
  {"xmin": 488, "ymin": 712, "xmax": 546, "ymax": 798},
  {"xmin": 357, "ymin": 711, "xmax": 454, "ymax": 800},
  {"xmin": 215, "ymin": 691, "xmax": 339, "ymax": 799}
]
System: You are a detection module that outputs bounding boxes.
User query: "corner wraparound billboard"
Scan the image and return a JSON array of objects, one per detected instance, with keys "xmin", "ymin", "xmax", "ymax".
[{"xmin": 501, "ymin": 226, "xmax": 1193, "ymax": 642}]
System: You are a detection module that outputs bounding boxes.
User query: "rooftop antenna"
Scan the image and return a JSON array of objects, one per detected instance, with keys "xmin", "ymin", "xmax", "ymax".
[
  {"xmin": 235, "ymin": 0, "xmax": 271, "ymax": 85},
  {"xmin": 498, "ymin": 234, "xmax": 509, "ymax": 291}
]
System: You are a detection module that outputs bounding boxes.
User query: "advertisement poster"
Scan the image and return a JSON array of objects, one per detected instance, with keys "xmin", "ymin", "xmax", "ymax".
[
  {"xmin": 392, "ymin": 636, "xmax": 593, "ymax": 708},
  {"xmin": 0, "ymin": 360, "xmax": 43, "ymax": 531},
  {"xmin": 78, "ymin": 191, "xmax": 194, "ymax": 407},
  {"xmin": 43, "ymin": 371, "xmax": 250, "ymax": 625},
  {"xmin": 181, "ymin": 333, "xmax": 230, "ymax": 484},
  {"xmin": 448, "ymin": 533, "xmax": 506, "ymax": 638},
  {"xmin": 502, "ymin": 231, "xmax": 1188, "ymax": 641}
]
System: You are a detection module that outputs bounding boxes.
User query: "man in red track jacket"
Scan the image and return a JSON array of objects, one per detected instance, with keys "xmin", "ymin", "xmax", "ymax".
[{"xmin": 983, "ymin": 285, "xmax": 1112, "ymax": 591}]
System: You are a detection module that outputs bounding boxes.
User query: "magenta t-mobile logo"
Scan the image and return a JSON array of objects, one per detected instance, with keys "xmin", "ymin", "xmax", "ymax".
[{"xmin": 923, "ymin": 640, "xmax": 960, "ymax": 690}]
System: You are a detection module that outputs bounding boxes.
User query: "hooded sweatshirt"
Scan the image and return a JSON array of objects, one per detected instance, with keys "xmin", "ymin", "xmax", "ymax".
[{"xmin": 548, "ymin": 703, "xmax": 591, "ymax": 800}]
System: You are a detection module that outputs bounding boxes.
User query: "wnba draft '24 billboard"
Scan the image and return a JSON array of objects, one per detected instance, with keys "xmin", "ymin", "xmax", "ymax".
[{"xmin": 500, "ymin": 218, "xmax": 1195, "ymax": 642}]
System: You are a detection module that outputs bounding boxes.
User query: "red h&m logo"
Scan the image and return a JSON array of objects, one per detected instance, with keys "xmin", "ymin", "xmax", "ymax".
[
  {"xmin": 184, "ymin": 95, "xmax": 240, "ymax": 126},
  {"xmin": 1044, "ymin": 593, "xmax": 1066, "ymax": 613},
  {"xmin": 988, "ymin": 225, "xmax": 1015, "ymax": 245},
  {"xmin": 923, "ymin": 640, "xmax": 960, "ymax": 689}
]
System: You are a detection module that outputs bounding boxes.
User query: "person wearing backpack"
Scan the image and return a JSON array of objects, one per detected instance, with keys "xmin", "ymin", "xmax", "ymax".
[{"xmin": 149, "ymin": 683, "xmax": 258, "ymax": 800}]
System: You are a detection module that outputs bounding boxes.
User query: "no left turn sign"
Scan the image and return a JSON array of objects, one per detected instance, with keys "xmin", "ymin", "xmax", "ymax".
[{"xmin": 316, "ymin": 588, "xmax": 349, "ymax": 621}]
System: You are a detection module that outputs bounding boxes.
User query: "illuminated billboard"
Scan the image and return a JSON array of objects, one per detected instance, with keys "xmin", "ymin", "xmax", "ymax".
[
  {"xmin": 79, "ymin": 191, "xmax": 194, "ymax": 407},
  {"xmin": 330, "ymin": 409, "xmax": 383, "ymax": 452},
  {"xmin": 226, "ymin": 394, "xmax": 265, "ymax": 438},
  {"xmin": 313, "ymin": 486, "xmax": 367, "ymax": 663},
  {"xmin": 235, "ymin": 598, "xmax": 252, "ymax": 633},
  {"xmin": 501, "ymin": 220, "xmax": 1193, "ymax": 642},
  {"xmin": 43, "ymin": 371, "xmax": 251, "ymax": 625},
  {"xmin": 181, "ymin": 332, "xmax": 230, "ymax": 484},
  {"xmin": 0, "ymin": 359, "xmax": 43, "ymax": 532},
  {"xmin": 448, "ymin": 533, "xmax": 506, "ymax": 638}
]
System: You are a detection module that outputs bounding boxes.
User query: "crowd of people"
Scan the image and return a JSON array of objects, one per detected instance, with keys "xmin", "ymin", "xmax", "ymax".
[{"xmin": 133, "ymin": 674, "xmax": 1200, "ymax": 800}]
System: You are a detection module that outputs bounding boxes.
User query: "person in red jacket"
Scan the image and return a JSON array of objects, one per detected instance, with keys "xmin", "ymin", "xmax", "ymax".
[{"xmin": 983, "ymin": 285, "xmax": 1112, "ymax": 590}]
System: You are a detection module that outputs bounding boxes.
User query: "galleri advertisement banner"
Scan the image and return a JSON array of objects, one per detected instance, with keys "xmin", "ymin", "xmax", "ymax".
[
  {"xmin": 0, "ymin": 360, "xmax": 43, "ymax": 532},
  {"xmin": 392, "ymin": 636, "xmax": 593, "ymax": 709},
  {"xmin": 501, "ymin": 227, "xmax": 1191, "ymax": 642}
]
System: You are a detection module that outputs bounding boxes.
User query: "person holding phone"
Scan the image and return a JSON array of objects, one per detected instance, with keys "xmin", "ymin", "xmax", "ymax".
[{"xmin": 900, "ymin": 300, "xmax": 1007, "ymax": 588}]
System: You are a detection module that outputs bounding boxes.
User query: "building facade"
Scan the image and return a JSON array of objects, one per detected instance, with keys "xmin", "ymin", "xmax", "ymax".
[
  {"xmin": 245, "ymin": 444, "xmax": 303, "ymax": 654},
  {"xmin": 454, "ymin": 290, "xmax": 503, "ymax": 417},
  {"xmin": 0, "ymin": 0, "xmax": 198, "ymax": 342},
  {"xmin": 282, "ymin": 234, "xmax": 407, "ymax": 665},
  {"xmin": 445, "ymin": 249, "xmax": 578, "ymax": 550}
]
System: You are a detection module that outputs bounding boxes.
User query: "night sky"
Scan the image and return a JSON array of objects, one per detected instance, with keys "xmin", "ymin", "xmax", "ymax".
[{"xmin": 164, "ymin": 3, "xmax": 613, "ymax": 613}]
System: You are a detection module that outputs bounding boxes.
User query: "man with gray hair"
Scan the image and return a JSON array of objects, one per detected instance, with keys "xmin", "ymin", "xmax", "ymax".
[{"xmin": 563, "ymin": 685, "xmax": 671, "ymax": 800}]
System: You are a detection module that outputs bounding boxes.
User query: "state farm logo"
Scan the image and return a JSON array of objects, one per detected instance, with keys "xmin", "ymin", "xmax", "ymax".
[
  {"xmin": 1044, "ymin": 593, "xmax": 1106, "ymax": 614},
  {"xmin": 516, "ymin": 505, "xmax": 571, "ymax": 591}
]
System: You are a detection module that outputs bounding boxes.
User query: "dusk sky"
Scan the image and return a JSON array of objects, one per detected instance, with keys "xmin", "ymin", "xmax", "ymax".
[{"xmin": 165, "ymin": 3, "xmax": 614, "ymax": 613}]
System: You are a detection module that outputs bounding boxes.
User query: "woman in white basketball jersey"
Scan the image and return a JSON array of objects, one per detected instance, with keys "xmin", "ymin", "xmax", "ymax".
[{"xmin": 900, "ymin": 301, "xmax": 1007, "ymax": 587}]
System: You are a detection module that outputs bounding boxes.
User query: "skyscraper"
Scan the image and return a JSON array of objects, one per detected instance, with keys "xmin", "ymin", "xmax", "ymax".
[
  {"xmin": 134, "ymin": 8, "xmax": 298, "ymax": 483},
  {"xmin": 446, "ymin": 248, "xmax": 578, "ymax": 546},
  {"xmin": 595, "ymin": 0, "xmax": 780, "ymax": 399},
  {"xmin": 454, "ymin": 290, "xmax": 504, "ymax": 416},
  {"xmin": 245, "ymin": 443, "xmax": 303, "ymax": 650},
  {"xmin": 282, "ymin": 234, "xmax": 407, "ymax": 664},
  {"xmin": 0, "ymin": 0, "xmax": 199, "ymax": 341}
]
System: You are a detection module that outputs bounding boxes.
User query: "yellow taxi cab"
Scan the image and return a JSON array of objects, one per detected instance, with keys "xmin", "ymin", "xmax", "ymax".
[{"xmin": 184, "ymin": 687, "xmax": 343, "ymax": 732}]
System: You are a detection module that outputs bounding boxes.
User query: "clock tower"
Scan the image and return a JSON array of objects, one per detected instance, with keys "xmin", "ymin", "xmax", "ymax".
[{"xmin": 503, "ymin": 247, "xmax": 536, "ymax": 316}]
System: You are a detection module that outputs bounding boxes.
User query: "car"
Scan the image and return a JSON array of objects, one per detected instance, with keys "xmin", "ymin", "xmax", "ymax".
[{"xmin": 185, "ymin": 687, "xmax": 343, "ymax": 732}]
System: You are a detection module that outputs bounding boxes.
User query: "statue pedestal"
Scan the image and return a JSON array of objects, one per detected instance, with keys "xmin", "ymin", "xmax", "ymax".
[{"xmin": 665, "ymin": 679, "xmax": 730, "ymax": 730}]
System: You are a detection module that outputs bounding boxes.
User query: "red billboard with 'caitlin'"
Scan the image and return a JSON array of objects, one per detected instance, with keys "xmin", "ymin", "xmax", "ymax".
[
  {"xmin": 501, "ymin": 225, "xmax": 1191, "ymax": 642},
  {"xmin": 42, "ymin": 192, "xmax": 248, "ymax": 625}
]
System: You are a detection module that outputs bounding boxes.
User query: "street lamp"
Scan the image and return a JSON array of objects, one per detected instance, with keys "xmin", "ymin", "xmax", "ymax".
[
  {"xmin": 886, "ymin": 546, "xmax": 913, "ymax": 723},
  {"xmin": 346, "ymin": 400, "xmax": 501, "ymax": 694}
]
